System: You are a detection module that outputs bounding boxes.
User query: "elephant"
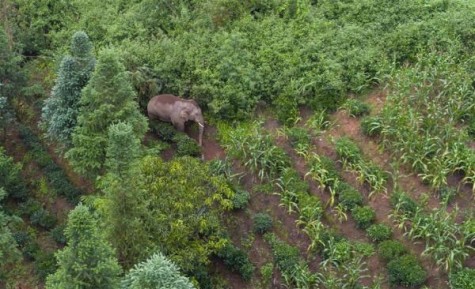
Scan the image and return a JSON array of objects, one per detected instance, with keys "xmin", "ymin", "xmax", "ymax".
[{"xmin": 147, "ymin": 94, "xmax": 204, "ymax": 146}]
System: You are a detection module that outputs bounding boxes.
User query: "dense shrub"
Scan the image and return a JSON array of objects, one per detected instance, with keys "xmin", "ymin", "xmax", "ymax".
[
  {"xmin": 173, "ymin": 133, "xmax": 201, "ymax": 157},
  {"xmin": 264, "ymin": 233, "xmax": 300, "ymax": 274},
  {"xmin": 150, "ymin": 121, "xmax": 176, "ymax": 142},
  {"xmin": 360, "ymin": 116, "xmax": 383, "ymax": 137},
  {"xmin": 342, "ymin": 99, "xmax": 371, "ymax": 117},
  {"xmin": 50, "ymin": 224, "xmax": 67, "ymax": 245},
  {"xmin": 437, "ymin": 186, "xmax": 458, "ymax": 204},
  {"xmin": 231, "ymin": 188, "xmax": 250, "ymax": 210},
  {"xmin": 286, "ymin": 127, "xmax": 311, "ymax": 147},
  {"xmin": 18, "ymin": 125, "xmax": 82, "ymax": 203},
  {"xmin": 0, "ymin": 147, "xmax": 28, "ymax": 200},
  {"xmin": 337, "ymin": 182, "xmax": 363, "ymax": 210},
  {"xmin": 378, "ymin": 240, "xmax": 407, "ymax": 262},
  {"xmin": 449, "ymin": 267, "xmax": 475, "ymax": 289},
  {"xmin": 387, "ymin": 255, "xmax": 426, "ymax": 287},
  {"xmin": 390, "ymin": 191, "xmax": 419, "ymax": 216},
  {"xmin": 351, "ymin": 206, "xmax": 376, "ymax": 229},
  {"xmin": 366, "ymin": 224, "xmax": 392, "ymax": 243},
  {"xmin": 216, "ymin": 243, "xmax": 254, "ymax": 281},
  {"xmin": 253, "ymin": 213, "xmax": 273, "ymax": 234},
  {"xmin": 34, "ymin": 251, "xmax": 57, "ymax": 281},
  {"xmin": 30, "ymin": 208, "xmax": 57, "ymax": 230}
]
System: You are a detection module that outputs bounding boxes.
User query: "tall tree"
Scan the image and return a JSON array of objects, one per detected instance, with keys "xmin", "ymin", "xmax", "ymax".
[
  {"xmin": 45, "ymin": 204, "xmax": 121, "ymax": 289},
  {"xmin": 121, "ymin": 252, "xmax": 195, "ymax": 289},
  {"xmin": 0, "ymin": 26, "xmax": 23, "ymax": 100},
  {"xmin": 66, "ymin": 48, "xmax": 148, "ymax": 177},
  {"xmin": 41, "ymin": 31, "xmax": 95, "ymax": 148},
  {"xmin": 100, "ymin": 121, "xmax": 151, "ymax": 268},
  {"xmin": 0, "ymin": 188, "xmax": 22, "ymax": 285}
]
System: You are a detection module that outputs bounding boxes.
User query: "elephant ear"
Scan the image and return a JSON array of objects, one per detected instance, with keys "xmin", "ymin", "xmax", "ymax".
[{"xmin": 180, "ymin": 108, "xmax": 191, "ymax": 119}]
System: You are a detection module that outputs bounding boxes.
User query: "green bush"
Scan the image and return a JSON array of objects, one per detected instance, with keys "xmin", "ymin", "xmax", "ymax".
[
  {"xmin": 437, "ymin": 186, "xmax": 458, "ymax": 204},
  {"xmin": 173, "ymin": 133, "xmax": 201, "ymax": 157},
  {"xmin": 390, "ymin": 191, "xmax": 419, "ymax": 216},
  {"xmin": 334, "ymin": 137, "xmax": 362, "ymax": 164},
  {"xmin": 351, "ymin": 206, "xmax": 376, "ymax": 229},
  {"xmin": 387, "ymin": 254, "xmax": 426, "ymax": 287},
  {"xmin": 34, "ymin": 251, "xmax": 57, "ymax": 281},
  {"xmin": 366, "ymin": 224, "xmax": 392, "ymax": 243},
  {"xmin": 0, "ymin": 147, "xmax": 28, "ymax": 200},
  {"xmin": 216, "ymin": 243, "xmax": 254, "ymax": 281},
  {"xmin": 353, "ymin": 241, "xmax": 375, "ymax": 257},
  {"xmin": 360, "ymin": 116, "xmax": 383, "ymax": 137},
  {"xmin": 253, "ymin": 213, "xmax": 273, "ymax": 234},
  {"xmin": 342, "ymin": 99, "xmax": 371, "ymax": 117},
  {"xmin": 378, "ymin": 240, "xmax": 407, "ymax": 262},
  {"xmin": 231, "ymin": 188, "xmax": 250, "ymax": 210},
  {"xmin": 150, "ymin": 121, "xmax": 176, "ymax": 142},
  {"xmin": 449, "ymin": 267, "xmax": 475, "ymax": 289},
  {"xmin": 50, "ymin": 224, "xmax": 67, "ymax": 245},
  {"xmin": 468, "ymin": 119, "xmax": 475, "ymax": 138},
  {"xmin": 30, "ymin": 208, "xmax": 57, "ymax": 230},
  {"xmin": 286, "ymin": 127, "xmax": 311, "ymax": 147},
  {"xmin": 264, "ymin": 233, "xmax": 300, "ymax": 274},
  {"xmin": 337, "ymin": 182, "xmax": 363, "ymax": 210}
]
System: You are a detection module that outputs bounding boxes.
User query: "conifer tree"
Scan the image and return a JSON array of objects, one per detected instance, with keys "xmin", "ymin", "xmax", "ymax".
[
  {"xmin": 0, "ymin": 188, "xmax": 21, "ymax": 283},
  {"xmin": 0, "ymin": 26, "xmax": 23, "ymax": 100},
  {"xmin": 66, "ymin": 48, "xmax": 148, "ymax": 177},
  {"xmin": 41, "ymin": 31, "xmax": 95, "ymax": 147},
  {"xmin": 121, "ymin": 252, "xmax": 195, "ymax": 289},
  {"xmin": 45, "ymin": 204, "xmax": 121, "ymax": 289},
  {"xmin": 100, "ymin": 121, "xmax": 151, "ymax": 268}
]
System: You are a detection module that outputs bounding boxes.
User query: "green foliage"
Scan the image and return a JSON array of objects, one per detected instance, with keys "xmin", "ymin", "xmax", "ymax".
[
  {"xmin": 335, "ymin": 137, "xmax": 362, "ymax": 164},
  {"xmin": 231, "ymin": 188, "xmax": 250, "ymax": 210},
  {"xmin": 219, "ymin": 122, "xmax": 290, "ymax": 180},
  {"xmin": 45, "ymin": 204, "xmax": 121, "ymax": 289},
  {"xmin": 449, "ymin": 268, "xmax": 475, "ymax": 289},
  {"xmin": 105, "ymin": 155, "xmax": 233, "ymax": 277},
  {"xmin": 50, "ymin": 224, "xmax": 66, "ymax": 245},
  {"xmin": 387, "ymin": 255, "xmax": 426, "ymax": 287},
  {"xmin": 173, "ymin": 133, "xmax": 201, "ymax": 157},
  {"xmin": 366, "ymin": 224, "xmax": 392, "ymax": 243},
  {"xmin": 342, "ymin": 99, "xmax": 371, "ymax": 118},
  {"xmin": 18, "ymin": 125, "xmax": 82, "ymax": 203},
  {"xmin": 66, "ymin": 48, "xmax": 148, "ymax": 177},
  {"xmin": 216, "ymin": 242, "xmax": 254, "ymax": 281},
  {"xmin": 149, "ymin": 121, "xmax": 177, "ymax": 142},
  {"xmin": 360, "ymin": 116, "xmax": 383, "ymax": 137},
  {"xmin": 253, "ymin": 213, "xmax": 273, "ymax": 234},
  {"xmin": 336, "ymin": 182, "xmax": 363, "ymax": 210},
  {"xmin": 121, "ymin": 252, "xmax": 195, "ymax": 289},
  {"xmin": 351, "ymin": 206, "xmax": 376, "ymax": 229},
  {"xmin": 105, "ymin": 121, "xmax": 142, "ymax": 176},
  {"xmin": 286, "ymin": 126, "xmax": 311, "ymax": 148},
  {"xmin": 0, "ymin": 189, "xmax": 22, "ymax": 282},
  {"xmin": 0, "ymin": 147, "xmax": 28, "ymax": 200},
  {"xmin": 264, "ymin": 233, "xmax": 313, "ymax": 287},
  {"xmin": 390, "ymin": 191, "xmax": 419, "ymax": 216},
  {"xmin": 34, "ymin": 251, "xmax": 57, "ymax": 281},
  {"xmin": 378, "ymin": 240, "xmax": 407, "ymax": 262},
  {"xmin": 41, "ymin": 31, "xmax": 95, "ymax": 147},
  {"xmin": 30, "ymin": 207, "xmax": 57, "ymax": 230},
  {"xmin": 0, "ymin": 26, "xmax": 25, "ymax": 99}
]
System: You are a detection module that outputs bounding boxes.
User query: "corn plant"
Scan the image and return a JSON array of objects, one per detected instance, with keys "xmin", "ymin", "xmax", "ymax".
[
  {"xmin": 305, "ymin": 110, "xmax": 331, "ymax": 133},
  {"xmin": 218, "ymin": 121, "xmax": 290, "ymax": 180}
]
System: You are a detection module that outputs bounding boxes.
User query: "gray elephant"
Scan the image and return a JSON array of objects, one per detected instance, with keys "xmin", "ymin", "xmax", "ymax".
[{"xmin": 147, "ymin": 94, "xmax": 204, "ymax": 146}]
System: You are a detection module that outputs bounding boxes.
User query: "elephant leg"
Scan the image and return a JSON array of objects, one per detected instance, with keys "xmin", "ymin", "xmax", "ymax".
[{"xmin": 172, "ymin": 120, "xmax": 185, "ymax": 132}]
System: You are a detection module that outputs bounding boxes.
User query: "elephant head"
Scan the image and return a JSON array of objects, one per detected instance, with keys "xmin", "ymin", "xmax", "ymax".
[{"xmin": 147, "ymin": 94, "xmax": 204, "ymax": 146}]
